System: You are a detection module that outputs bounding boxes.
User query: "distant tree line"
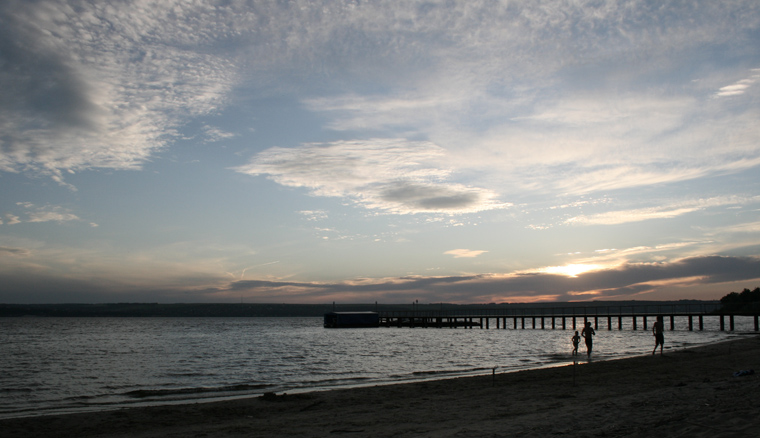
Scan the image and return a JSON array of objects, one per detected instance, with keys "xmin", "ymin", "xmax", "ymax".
[{"xmin": 720, "ymin": 287, "xmax": 760, "ymax": 313}]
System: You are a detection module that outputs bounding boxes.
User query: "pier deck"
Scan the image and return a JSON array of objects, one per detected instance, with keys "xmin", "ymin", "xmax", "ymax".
[{"xmin": 377, "ymin": 305, "xmax": 760, "ymax": 331}]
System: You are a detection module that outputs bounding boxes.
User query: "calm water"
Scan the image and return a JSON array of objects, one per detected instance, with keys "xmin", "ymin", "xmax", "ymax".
[{"xmin": 0, "ymin": 316, "xmax": 754, "ymax": 419}]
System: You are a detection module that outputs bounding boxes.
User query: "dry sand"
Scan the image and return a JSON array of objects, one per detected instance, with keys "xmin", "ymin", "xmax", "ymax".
[{"xmin": 3, "ymin": 336, "xmax": 760, "ymax": 438}]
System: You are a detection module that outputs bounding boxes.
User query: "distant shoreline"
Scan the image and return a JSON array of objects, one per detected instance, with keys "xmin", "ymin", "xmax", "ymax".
[{"xmin": 0, "ymin": 300, "xmax": 720, "ymax": 317}]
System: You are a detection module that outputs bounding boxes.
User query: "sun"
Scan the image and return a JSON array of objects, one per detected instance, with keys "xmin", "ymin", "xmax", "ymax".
[{"xmin": 541, "ymin": 264, "xmax": 602, "ymax": 278}]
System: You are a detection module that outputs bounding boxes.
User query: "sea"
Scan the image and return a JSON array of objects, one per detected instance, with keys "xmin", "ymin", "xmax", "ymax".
[{"xmin": 1, "ymin": 315, "xmax": 756, "ymax": 420}]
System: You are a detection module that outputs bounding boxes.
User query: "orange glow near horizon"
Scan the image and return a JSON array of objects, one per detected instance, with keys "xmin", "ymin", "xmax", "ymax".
[{"xmin": 539, "ymin": 264, "xmax": 604, "ymax": 277}]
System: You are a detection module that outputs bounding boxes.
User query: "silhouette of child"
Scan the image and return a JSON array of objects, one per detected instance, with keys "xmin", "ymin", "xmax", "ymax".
[{"xmin": 571, "ymin": 331, "xmax": 581, "ymax": 355}]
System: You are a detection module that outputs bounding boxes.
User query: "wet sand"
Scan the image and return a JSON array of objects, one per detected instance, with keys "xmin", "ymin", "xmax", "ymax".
[{"xmin": 3, "ymin": 336, "xmax": 760, "ymax": 437}]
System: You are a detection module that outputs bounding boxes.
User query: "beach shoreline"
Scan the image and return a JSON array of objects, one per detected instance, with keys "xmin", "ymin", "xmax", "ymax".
[{"xmin": 3, "ymin": 336, "xmax": 760, "ymax": 437}]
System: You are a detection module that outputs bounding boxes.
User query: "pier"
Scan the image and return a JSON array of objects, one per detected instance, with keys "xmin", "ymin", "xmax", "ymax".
[{"xmin": 376, "ymin": 304, "xmax": 760, "ymax": 331}]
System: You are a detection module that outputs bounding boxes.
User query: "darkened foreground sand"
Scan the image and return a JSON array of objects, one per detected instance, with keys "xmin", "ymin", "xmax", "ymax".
[{"xmin": 4, "ymin": 337, "xmax": 760, "ymax": 438}]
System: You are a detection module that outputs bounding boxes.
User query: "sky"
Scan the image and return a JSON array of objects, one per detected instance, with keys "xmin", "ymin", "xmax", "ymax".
[{"xmin": 1, "ymin": 0, "xmax": 760, "ymax": 304}]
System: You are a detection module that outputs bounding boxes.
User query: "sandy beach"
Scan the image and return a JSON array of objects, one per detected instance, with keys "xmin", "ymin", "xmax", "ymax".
[{"xmin": 3, "ymin": 336, "xmax": 760, "ymax": 438}]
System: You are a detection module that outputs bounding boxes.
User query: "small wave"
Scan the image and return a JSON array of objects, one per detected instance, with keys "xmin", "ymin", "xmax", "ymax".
[
  {"xmin": 411, "ymin": 366, "xmax": 491, "ymax": 377},
  {"xmin": 164, "ymin": 372, "xmax": 213, "ymax": 378},
  {"xmin": 124, "ymin": 383, "xmax": 272, "ymax": 398},
  {"xmin": 542, "ymin": 353, "xmax": 569, "ymax": 361},
  {"xmin": 0, "ymin": 387, "xmax": 34, "ymax": 393},
  {"xmin": 296, "ymin": 376, "xmax": 373, "ymax": 386}
]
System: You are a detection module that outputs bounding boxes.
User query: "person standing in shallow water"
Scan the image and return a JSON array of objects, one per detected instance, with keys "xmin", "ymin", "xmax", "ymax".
[
  {"xmin": 581, "ymin": 322, "xmax": 595, "ymax": 357},
  {"xmin": 652, "ymin": 316, "xmax": 664, "ymax": 355},
  {"xmin": 571, "ymin": 331, "xmax": 581, "ymax": 355}
]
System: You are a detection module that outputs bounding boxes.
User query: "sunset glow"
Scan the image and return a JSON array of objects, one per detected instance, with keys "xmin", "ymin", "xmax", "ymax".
[{"xmin": 1, "ymin": 1, "xmax": 759, "ymax": 304}]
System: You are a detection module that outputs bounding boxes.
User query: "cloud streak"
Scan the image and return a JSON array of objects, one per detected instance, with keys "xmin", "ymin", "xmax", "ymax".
[
  {"xmin": 1, "ymin": 202, "xmax": 90, "ymax": 226},
  {"xmin": 444, "ymin": 249, "xmax": 488, "ymax": 258},
  {"xmin": 236, "ymin": 139, "xmax": 510, "ymax": 214},
  {"xmin": 566, "ymin": 196, "xmax": 760, "ymax": 226},
  {"xmin": 215, "ymin": 255, "xmax": 760, "ymax": 303}
]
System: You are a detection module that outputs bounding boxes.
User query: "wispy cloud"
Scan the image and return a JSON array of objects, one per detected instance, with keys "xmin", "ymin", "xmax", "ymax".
[
  {"xmin": 235, "ymin": 139, "xmax": 510, "ymax": 214},
  {"xmin": 444, "ymin": 249, "xmax": 488, "ymax": 258},
  {"xmin": 0, "ymin": 0, "xmax": 236, "ymax": 185},
  {"xmin": 715, "ymin": 69, "xmax": 760, "ymax": 97},
  {"xmin": 0, "ymin": 246, "xmax": 30, "ymax": 257},
  {"xmin": 1, "ymin": 202, "xmax": 89, "ymax": 226},
  {"xmin": 2, "ymin": 0, "xmax": 757, "ymax": 199},
  {"xmin": 202, "ymin": 125, "xmax": 237, "ymax": 143},
  {"xmin": 299, "ymin": 210, "xmax": 329, "ymax": 221},
  {"xmin": 566, "ymin": 196, "xmax": 759, "ymax": 226}
]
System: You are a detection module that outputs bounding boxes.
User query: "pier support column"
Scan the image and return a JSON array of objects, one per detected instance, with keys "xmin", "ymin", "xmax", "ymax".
[
  {"xmin": 541, "ymin": 317, "xmax": 545, "ymax": 329},
  {"xmin": 514, "ymin": 318, "xmax": 518, "ymax": 329},
  {"xmin": 532, "ymin": 317, "xmax": 536, "ymax": 329},
  {"xmin": 607, "ymin": 316, "xmax": 612, "ymax": 330},
  {"xmin": 633, "ymin": 316, "xmax": 637, "ymax": 330},
  {"xmin": 562, "ymin": 317, "xmax": 566, "ymax": 330},
  {"xmin": 688, "ymin": 315, "xmax": 693, "ymax": 331},
  {"xmin": 618, "ymin": 316, "xmax": 622, "ymax": 330},
  {"xmin": 643, "ymin": 316, "xmax": 647, "ymax": 330},
  {"xmin": 720, "ymin": 315, "xmax": 725, "ymax": 331},
  {"xmin": 670, "ymin": 315, "xmax": 675, "ymax": 331},
  {"xmin": 521, "ymin": 318, "xmax": 525, "ymax": 329},
  {"xmin": 699, "ymin": 315, "xmax": 704, "ymax": 331},
  {"xmin": 730, "ymin": 315, "xmax": 735, "ymax": 331},
  {"xmin": 484, "ymin": 318, "xmax": 488, "ymax": 330},
  {"xmin": 594, "ymin": 316, "xmax": 598, "ymax": 330},
  {"xmin": 572, "ymin": 317, "xmax": 576, "ymax": 330},
  {"xmin": 552, "ymin": 317, "xmax": 556, "ymax": 329},
  {"xmin": 755, "ymin": 315, "xmax": 759, "ymax": 332}
]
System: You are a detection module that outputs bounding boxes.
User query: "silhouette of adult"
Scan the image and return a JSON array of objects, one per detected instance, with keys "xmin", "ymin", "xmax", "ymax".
[
  {"xmin": 652, "ymin": 316, "xmax": 664, "ymax": 355},
  {"xmin": 581, "ymin": 321, "xmax": 595, "ymax": 357}
]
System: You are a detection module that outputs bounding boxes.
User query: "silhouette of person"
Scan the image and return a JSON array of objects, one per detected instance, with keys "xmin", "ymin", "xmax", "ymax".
[
  {"xmin": 581, "ymin": 321, "xmax": 595, "ymax": 357},
  {"xmin": 652, "ymin": 316, "xmax": 664, "ymax": 355},
  {"xmin": 571, "ymin": 331, "xmax": 581, "ymax": 355}
]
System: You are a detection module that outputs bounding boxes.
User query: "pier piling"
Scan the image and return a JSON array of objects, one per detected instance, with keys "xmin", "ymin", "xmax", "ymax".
[{"xmin": 373, "ymin": 304, "xmax": 753, "ymax": 332}]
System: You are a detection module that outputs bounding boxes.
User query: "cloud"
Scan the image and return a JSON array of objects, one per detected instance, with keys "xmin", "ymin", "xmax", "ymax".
[
  {"xmin": 715, "ymin": 70, "xmax": 760, "ymax": 97},
  {"xmin": 299, "ymin": 210, "xmax": 329, "ymax": 221},
  {"xmin": 1, "ymin": 252, "xmax": 758, "ymax": 303},
  {"xmin": 213, "ymin": 255, "xmax": 760, "ymax": 303},
  {"xmin": 2, "ymin": 0, "xmax": 758, "ymax": 198},
  {"xmin": 444, "ymin": 249, "xmax": 488, "ymax": 258},
  {"xmin": 1, "ymin": 202, "xmax": 86, "ymax": 225},
  {"xmin": 202, "ymin": 125, "xmax": 237, "ymax": 143},
  {"xmin": 567, "ymin": 207, "xmax": 700, "ymax": 226},
  {"xmin": 0, "ymin": 0, "xmax": 236, "ymax": 184},
  {"xmin": 235, "ymin": 139, "xmax": 510, "ymax": 214},
  {"xmin": 565, "ymin": 196, "xmax": 759, "ymax": 226},
  {"xmin": 0, "ymin": 246, "xmax": 30, "ymax": 257},
  {"xmin": 2, "ymin": 214, "xmax": 21, "ymax": 225}
]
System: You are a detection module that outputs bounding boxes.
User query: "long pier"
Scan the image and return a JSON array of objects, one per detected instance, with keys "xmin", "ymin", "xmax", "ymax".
[{"xmin": 377, "ymin": 304, "xmax": 760, "ymax": 331}]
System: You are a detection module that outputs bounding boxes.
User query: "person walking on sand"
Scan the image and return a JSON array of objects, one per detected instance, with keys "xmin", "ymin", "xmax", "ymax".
[
  {"xmin": 571, "ymin": 331, "xmax": 581, "ymax": 355},
  {"xmin": 581, "ymin": 322, "xmax": 595, "ymax": 357},
  {"xmin": 652, "ymin": 316, "xmax": 664, "ymax": 355}
]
